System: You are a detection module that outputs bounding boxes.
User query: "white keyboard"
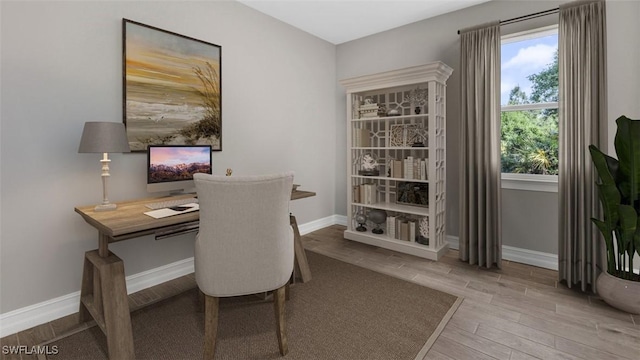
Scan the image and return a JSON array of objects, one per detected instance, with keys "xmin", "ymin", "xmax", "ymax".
[{"xmin": 145, "ymin": 197, "xmax": 198, "ymax": 210}]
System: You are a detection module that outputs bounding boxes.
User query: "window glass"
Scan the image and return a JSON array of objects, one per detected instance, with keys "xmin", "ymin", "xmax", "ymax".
[{"xmin": 501, "ymin": 27, "xmax": 558, "ymax": 176}]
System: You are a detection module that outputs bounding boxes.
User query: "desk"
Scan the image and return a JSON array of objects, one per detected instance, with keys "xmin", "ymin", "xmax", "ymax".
[{"xmin": 74, "ymin": 190, "xmax": 315, "ymax": 360}]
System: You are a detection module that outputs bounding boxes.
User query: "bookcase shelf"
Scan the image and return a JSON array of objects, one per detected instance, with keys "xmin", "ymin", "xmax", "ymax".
[
  {"xmin": 340, "ymin": 62, "xmax": 452, "ymax": 261},
  {"xmin": 351, "ymin": 201, "xmax": 430, "ymax": 216},
  {"xmin": 351, "ymin": 175, "xmax": 429, "ymax": 184}
]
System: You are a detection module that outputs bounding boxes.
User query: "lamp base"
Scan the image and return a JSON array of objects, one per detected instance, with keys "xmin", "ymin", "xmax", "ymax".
[{"xmin": 95, "ymin": 203, "xmax": 117, "ymax": 212}]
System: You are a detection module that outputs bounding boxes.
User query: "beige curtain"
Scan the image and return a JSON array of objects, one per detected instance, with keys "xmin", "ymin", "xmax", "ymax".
[
  {"xmin": 459, "ymin": 22, "xmax": 502, "ymax": 269},
  {"xmin": 558, "ymin": 0, "xmax": 607, "ymax": 292}
]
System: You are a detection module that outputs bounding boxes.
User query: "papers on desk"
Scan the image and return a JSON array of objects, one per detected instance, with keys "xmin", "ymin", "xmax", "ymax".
[{"xmin": 144, "ymin": 203, "xmax": 199, "ymax": 219}]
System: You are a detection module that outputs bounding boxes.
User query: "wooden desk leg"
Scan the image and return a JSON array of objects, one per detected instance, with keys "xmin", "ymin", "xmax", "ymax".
[
  {"xmin": 79, "ymin": 250, "xmax": 135, "ymax": 360},
  {"xmin": 290, "ymin": 214, "xmax": 311, "ymax": 283},
  {"xmin": 79, "ymin": 255, "xmax": 94, "ymax": 323}
]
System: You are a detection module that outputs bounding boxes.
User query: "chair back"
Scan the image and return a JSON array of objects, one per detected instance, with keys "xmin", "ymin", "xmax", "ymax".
[{"xmin": 193, "ymin": 172, "xmax": 294, "ymax": 297}]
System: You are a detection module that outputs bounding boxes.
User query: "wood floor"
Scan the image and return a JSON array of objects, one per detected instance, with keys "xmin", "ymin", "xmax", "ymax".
[
  {"xmin": 2, "ymin": 225, "xmax": 638, "ymax": 359},
  {"xmin": 302, "ymin": 225, "xmax": 639, "ymax": 360}
]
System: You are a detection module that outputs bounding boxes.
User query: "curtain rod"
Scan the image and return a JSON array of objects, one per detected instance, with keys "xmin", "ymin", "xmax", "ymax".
[{"xmin": 457, "ymin": 7, "xmax": 559, "ymax": 34}]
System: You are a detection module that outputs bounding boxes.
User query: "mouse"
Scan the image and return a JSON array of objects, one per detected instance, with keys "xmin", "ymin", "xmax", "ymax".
[{"xmin": 169, "ymin": 206, "xmax": 192, "ymax": 211}]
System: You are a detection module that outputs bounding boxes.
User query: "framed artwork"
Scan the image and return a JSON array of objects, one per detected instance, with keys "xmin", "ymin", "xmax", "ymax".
[
  {"xmin": 389, "ymin": 124, "xmax": 427, "ymax": 147},
  {"xmin": 123, "ymin": 19, "xmax": 222, "ymax": 152}
]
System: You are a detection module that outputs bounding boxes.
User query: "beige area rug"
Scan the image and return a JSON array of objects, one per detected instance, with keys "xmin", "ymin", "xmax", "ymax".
[{"xmin": 48, "ymin": 251, "xmax": 461, "ymax": 360}]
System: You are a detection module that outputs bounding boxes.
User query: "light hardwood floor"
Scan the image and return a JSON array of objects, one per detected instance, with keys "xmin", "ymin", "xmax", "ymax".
[
  {"xmin": 302, "ymin": 225, "xmax": 639, "ymax": 360},
  {"xmin": 1, "ymin": 225, "xmax": 638, "ymax": 360}
]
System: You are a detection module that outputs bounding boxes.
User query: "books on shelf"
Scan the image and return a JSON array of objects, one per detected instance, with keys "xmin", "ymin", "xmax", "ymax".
[
  {"xmin": 392, "ymin": 217, "xmax": 417, "ymax": 242},
  {"xmin": 358, "ymin": 103, "xmax": 379, "ymax": 119},
  {"xmin": 352, "ymin": 185, "xmax": 360, "ymax": 203},
  {"xmin": 352, "ymin": 183, "xmax": 376, "ymax": 204},
  {"xmin": 354, "ymin": 128, "xmax": 371, "ymax": 147},
  {"xmin": 392, "ymin": 160, "xmax": 403, "ymax": 178},
  {"xmin": 400, "ymin": 220, "xmax": 409, "ymax": 241},
  {"xmin": 387, "ymin": 215, "xmax": 396, "ymax": 238},
  {"xmin": 409, "ymin": 221, "xmax": 416, "ymax": 243},
  {"xmin": 387, "ymin": 156, "xmax": 428, "ymax": 180}
]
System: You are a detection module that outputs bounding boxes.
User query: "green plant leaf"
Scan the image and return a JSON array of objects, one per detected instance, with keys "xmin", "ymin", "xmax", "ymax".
[
  {"xmin": 618, "ymin": 204, "xmax": 638, "ymax": 256},
  {"xmin": 595, "ymin": 182, "xmax": 621, "ymax": 231},
  {"xmin": 589, "ymin": 145, "xmax": 618, "ymax": 186},
  {"xmin": 592, "ymin": 218, "xmax": 616, "ymax": 273},
  {"xmin": 614, "ymin": 116, "xmax": 640, "ymax": 204}
]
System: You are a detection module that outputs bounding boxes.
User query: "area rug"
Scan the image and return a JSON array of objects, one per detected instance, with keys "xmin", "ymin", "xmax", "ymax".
[{"xmin": 47, "ymin": 251, "xmax": 461, "ymax": 360}]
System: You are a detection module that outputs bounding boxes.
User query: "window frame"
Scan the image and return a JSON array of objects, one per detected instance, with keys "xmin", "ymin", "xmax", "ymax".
[{"xmin": 500, "ymin": 25, "xmax": 559, "ymax": 193}]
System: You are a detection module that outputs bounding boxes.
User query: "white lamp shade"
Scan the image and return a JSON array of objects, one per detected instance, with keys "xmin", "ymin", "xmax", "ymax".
[{"xmin": 78, "ymin": 122, "xmax": 131, "ymax": 153}]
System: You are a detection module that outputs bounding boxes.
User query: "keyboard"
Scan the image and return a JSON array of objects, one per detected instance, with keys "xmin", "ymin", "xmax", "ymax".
[{"xmin": 145, "ymin": 197, "xmax": 198, "ymax": 210}]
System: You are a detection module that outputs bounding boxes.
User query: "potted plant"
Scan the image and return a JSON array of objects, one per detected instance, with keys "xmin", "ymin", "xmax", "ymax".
[{"xmin": 589, "ymin": 115, "xmax": 640, "ymax": 314}]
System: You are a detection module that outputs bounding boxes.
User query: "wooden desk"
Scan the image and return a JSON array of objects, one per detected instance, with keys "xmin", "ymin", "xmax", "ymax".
[{"xmin": 74, "ymin": 190, "xmax": 315, "ymax": 360}]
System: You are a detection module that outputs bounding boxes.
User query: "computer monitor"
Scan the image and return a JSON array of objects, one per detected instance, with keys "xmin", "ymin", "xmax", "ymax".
[{"xmin": 147, "ymin": 145, "xmax": 212, "ymax": 194}]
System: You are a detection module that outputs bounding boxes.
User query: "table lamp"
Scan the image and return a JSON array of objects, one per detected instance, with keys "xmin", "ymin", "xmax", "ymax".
[{"xmin": 78, "ymin": 122, "xmax": 131, "ymax": 211}]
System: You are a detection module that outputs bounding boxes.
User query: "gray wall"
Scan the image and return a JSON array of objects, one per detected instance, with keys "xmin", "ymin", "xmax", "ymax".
[
  {"xmin": 2, "ymin": 0, "xmax": 639, "ymax": 317},
  {"xmin": 0, "ymin": 1, "xmax": 336, "ymax": 313},
  {"xmin": 502, "ymin": 190, "xmax": 558, "ymax": 254},
  {"xmin": 606, "ymin": 0, "xmax": 640, "ymax": 267},
  {"xmin": 336, "ymin": 0, "xmax": 639, "ymax": 254}
]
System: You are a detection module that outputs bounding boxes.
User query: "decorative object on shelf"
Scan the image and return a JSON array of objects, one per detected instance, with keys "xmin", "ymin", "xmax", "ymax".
[
  {"xmin": 377, "ymin": 104, "xmax": 387, "ymax": 117},
  {"xmin": 411, "ymin": 127, "xmax": 428, "ymax": 147},
  {"xmin": 417, "ymin": 217, "xmax": 429, "ymax": 245},
  {"xmin": 78, "ymin": 122, "xmax": 131, "ymax": 212},
  {"xmin": 386, "ymin": 109, "xmax": 401, "ymax": 116},
  {"xmin": 357, "ymin": 153, "xmax": 380, "ymax": 176},
  {"xmin": 358, "ymin": 97, "xmax": 379, "ymax": 119},
  {"xmin": 226, "ymin": 168, "xmax": 233, "ymax": 176},
  {"xmin": 368, "ymin": 209, "xmax": 387, "ymax": 234},
  {"xmin": 390, "ymin": 124, "xmax": 424, "ymax": 147},
  {"xmin": 355, "ymin": 211, "xmax": 367, "ymax": 232},
  {"xmin": 397, "ymin": 182, "xmax": 429, "ymax": 208},
  {"xmin": 123, "ymin": 19, "xmax": 222, "ymax": 152},
  {"xmin": 403, "ymin": 86, "xmax": 427, "ymax": 114},
  {"xmin": 589, "ymin": 115, "xmax": 640, "ymax": 314}
]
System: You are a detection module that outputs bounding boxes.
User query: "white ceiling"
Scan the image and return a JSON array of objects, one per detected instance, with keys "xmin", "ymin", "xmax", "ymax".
[{"xmin": 237, "ymin": 0, "xmax": 492, "ymax": 44}]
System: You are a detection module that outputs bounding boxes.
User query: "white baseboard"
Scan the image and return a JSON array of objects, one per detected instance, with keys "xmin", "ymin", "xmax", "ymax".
[
  {"xmin": 1, "ymin": 215, "xmax": 557, "ymax": 337},
  {"xmin": 0, "ymin": 257, "xmax": 194, "ymax": 338},
  {"xmin": 297, "ymin": 214, "xmax": 347, "ymax": 235},
  {"xmin": 446, "ymin": 235, "xmax": 558, "ymax": 270}
]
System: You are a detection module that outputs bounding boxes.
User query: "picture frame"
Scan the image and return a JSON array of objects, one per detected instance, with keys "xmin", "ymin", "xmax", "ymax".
[
  {"xmin": 396, "ymin": 182, "xmax": 429, "ymax": 208},
  {"xmin": 389, "ymin": 124, "xmax": 426, "ymax": 147},
  {"xmin": 123, "ymin": 19, "xmax": 222, "ymax": 152}
]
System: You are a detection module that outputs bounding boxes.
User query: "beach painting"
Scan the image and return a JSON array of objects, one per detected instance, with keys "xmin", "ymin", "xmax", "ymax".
[{"xmin": 123, "ymin": 19, "xmax": 221, "ymax": 151}]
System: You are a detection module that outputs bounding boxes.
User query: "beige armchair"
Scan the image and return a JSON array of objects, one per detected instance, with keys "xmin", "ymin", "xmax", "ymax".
[{"xmin": 193, "ymin": 172, "xmax": 295, "ymax": 358}]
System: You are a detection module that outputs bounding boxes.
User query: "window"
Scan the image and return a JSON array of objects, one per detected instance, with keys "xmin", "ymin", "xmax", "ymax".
[{"xmin": 501, "ymin": 26, "xmax": 558, "ymax": 192}]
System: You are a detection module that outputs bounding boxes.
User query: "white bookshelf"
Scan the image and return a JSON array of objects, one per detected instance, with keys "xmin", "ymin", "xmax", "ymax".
[{"xmin": 340, "ymin": 62, "xmax": 452, "ymax": 261}]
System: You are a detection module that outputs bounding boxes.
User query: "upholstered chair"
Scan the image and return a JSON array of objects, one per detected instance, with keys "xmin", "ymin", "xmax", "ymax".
[{"xmin": 193, "ymin": 172, "xmax": 295, "ymax": 359}]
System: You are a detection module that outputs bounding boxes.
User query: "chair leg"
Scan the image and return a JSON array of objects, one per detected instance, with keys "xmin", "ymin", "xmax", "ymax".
[
  {"xmin": 273, "ymin": 285, "xmax": 288, "ymax": 355},
  {"xmin": 203, "ymin": 295, "xmax": 219, "ymax": 360},
  {"xmin": 197, "ymin": 288, "xmax": 205, "ymax": 313}
]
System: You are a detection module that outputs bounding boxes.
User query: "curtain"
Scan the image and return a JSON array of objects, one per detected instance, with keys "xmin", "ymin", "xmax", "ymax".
[
  {"xmin": 459, "ymin": 22, "xmax": 502, "ymax": 269},
  {"xmin": 558, "ymin": 0, "xmax": 607, "ymax": 292}
]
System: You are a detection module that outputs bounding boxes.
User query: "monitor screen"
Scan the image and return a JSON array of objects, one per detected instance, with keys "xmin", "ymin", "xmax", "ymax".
[{"xmin": 147, "ymin": 145, "xmax": 212, "ymax": 194}]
